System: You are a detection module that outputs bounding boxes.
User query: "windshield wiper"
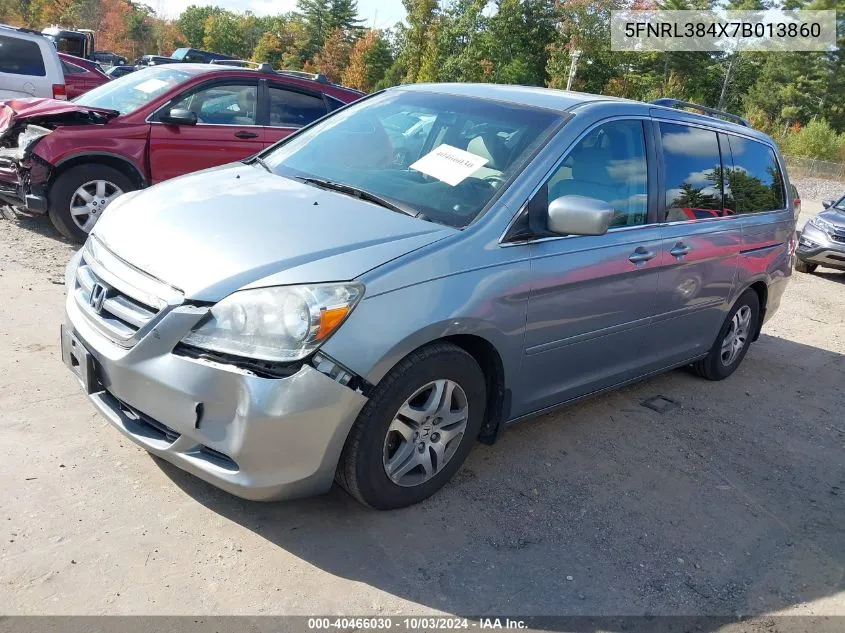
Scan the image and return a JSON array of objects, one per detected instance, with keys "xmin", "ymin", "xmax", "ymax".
[
  {"xmin": 298, "ymin": 177, "xmax": 421, "ymax": 218},
  {"xmin": 250, "ymin": 156, "xmax": 272, "ymax": 172}
]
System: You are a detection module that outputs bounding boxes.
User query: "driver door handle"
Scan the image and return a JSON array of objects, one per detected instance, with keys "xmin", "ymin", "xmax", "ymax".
[
  {"xmin": 669, "ymin": 242, "xmax": 691, "ymax": 258},
  {"xmin": 628, "ymin": 246, "xmax": 656, "ymax": 265},
  {"xmin": 234, "ymin": 130, "xmax": 258, "ymax": 139}
]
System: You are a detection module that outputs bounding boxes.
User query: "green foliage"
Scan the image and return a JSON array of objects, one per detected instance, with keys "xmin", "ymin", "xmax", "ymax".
[
  {"xmin": 781, "ymin": 119, "xmax": 845, "ymax": 161},
  {"xmin": 178, "ymin": 5, "xmax": 222, "ymax": 48},
  {"xmin": 4, "ymin": 0, "xmax": 838, "ymax": 143},
  {"xmin": 202, "ymin": 11, "xmax": 242, "ymax": 57},
  {"xmin": 400, "ymin": 0, "xmax": 437, "ymax": 83}
]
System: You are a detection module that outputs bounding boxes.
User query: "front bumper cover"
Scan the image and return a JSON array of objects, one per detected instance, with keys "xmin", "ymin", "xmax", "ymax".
[
  {"xmin": 64, "ymin": 280, "xmax": 368, "ymax": 501},
  {"xmin": 0, "ymin": 152, "xmax": 48, "ymax": 213},
  {"xmin": 797, "ymin": 223, "xmax": 845, "ymax": 270}
]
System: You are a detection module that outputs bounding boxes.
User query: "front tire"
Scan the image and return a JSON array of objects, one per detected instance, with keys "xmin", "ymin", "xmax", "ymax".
[
  {"xmin": 48, "ymin": 164, "xmax": 135, "ymax": 242},
  {"xmin": 691, "ymin": 289, "xmax": 760, "ymax": 381},
  {"xmin": 795, "ymin": 259, "xmax": 817, "ymax": 274},
  {"xmin": 337, "ymin": 342, "xmax": 487, "ymax": 510}
]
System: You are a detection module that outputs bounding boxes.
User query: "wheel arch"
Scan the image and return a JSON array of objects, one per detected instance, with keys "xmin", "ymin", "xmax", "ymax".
[
  {"xmin": 355, "ymin": 327, "xmax": 511, "ymax": 445},
  {"xmin": 52, "ymin": 153, "xmax": 147, "ymax": 190},
  {"xmin": 734, "ymin": 278, "xmax": 768, "ymax": 341}
]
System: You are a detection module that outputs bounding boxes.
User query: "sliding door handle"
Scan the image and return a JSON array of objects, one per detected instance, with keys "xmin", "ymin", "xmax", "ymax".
[
  {"xmin": 669, "ymin": 242, "xmax": 691, "ymax": 258},
  {"xmin": 234, "ymin": 130, "xmax": 259, "ymax": 139},
  {"xmin": 628, "ymin": 247, "xmax": 656, "ymax": 264}
]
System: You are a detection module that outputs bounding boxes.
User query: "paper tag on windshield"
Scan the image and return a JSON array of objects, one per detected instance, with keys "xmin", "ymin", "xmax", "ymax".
[
  {"xmin": 410, "ymin": 144, "xmax": 489, "ymax": 186},
  {"xmin": 135, "ymin": 78, "xmax": 168, "ymax": 94}
]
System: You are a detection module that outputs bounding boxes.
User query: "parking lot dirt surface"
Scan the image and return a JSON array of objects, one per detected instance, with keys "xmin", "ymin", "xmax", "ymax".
[{"xmin": 1, "ymin": 210, "xmax": 843, "ymax": 620}]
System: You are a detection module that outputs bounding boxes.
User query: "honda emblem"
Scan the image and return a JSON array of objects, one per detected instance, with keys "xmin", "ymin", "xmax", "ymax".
[{"xmin": 89, "ymin": 283, "xmax": 107, "ymax": 313}]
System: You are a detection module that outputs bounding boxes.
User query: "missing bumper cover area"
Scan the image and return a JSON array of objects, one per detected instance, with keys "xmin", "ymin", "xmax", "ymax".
[
  {"xmin": 172, "ymin": 344, "xmax": 370, "ymax": 394},
  {"xmin": 173, "ymin": 343, "xmax": 303, "ymax": 379},
  {"xmin": 113, "ymin": 396, "xmax": 181, "ymax": 443}
]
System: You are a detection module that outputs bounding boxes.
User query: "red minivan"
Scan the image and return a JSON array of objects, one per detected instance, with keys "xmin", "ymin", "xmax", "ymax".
[
  {"xmin": 0, "ymin": 64, "xmax": 363, "ymax": 241},
  {"xmin": 57, "ymin": 52, "xmax": 110, "ymax": 98}
]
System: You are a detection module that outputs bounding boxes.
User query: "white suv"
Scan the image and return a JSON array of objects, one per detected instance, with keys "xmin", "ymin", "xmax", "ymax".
[{"xmin": 0, "ymin": 25, "xmax": 66, "ymax": 100}]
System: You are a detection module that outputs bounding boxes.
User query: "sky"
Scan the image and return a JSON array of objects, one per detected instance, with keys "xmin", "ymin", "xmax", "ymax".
[{"xmin": 141, "ymin": 0, "xmax": 408, "ymax": 28}]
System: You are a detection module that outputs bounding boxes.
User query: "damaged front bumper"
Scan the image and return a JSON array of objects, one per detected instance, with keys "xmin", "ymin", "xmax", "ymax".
[
  {"xmin": 62, "ymin": 247, "xmax": 369, "ymax": 501},
  {"xmin": 0, "ymin": 149, "xmax": 49, "ymax": 213}
]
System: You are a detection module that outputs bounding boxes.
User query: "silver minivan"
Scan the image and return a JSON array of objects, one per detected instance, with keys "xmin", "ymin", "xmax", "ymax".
[
  {"xmin": 61, "ymin": 84, "xmax": 796, "ymax": 509},
  {"xmin": 0, "ymin": 25, "xmax": 66, "ymax": 100}
]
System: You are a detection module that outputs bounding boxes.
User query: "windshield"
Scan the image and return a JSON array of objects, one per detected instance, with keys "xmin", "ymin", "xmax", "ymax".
[
  {"xmin": 833, "ymin": 195, "xmax": 845, "ymax": 210},
  {"xmin": 262, "ymin": 90, "xmax": 562, "ymax": 229},
  {"xmin": 73, "ymin": 66, "xmax": 196, "ymax": 115}
]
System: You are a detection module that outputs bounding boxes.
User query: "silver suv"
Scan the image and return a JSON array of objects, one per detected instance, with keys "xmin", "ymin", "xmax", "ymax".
[
  {"xmin": 61, "ymin": 85, "xmax": 796, "ymax": 509},
  {"xmin": 795, "ymin": 194, "xmax": 845, "ymax": 273}
]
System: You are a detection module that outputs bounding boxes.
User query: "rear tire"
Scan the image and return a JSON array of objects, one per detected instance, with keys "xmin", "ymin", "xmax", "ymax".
[
  {"xmin": 691, "ymin": 289, "xmax": 760, "ymax": 381},
  {"xmin": 795, "ymin": 259, "xmax": 817, "ymax": 274},
  {"xmin": 337, "ymin": 342, "xmax": 486, "ymax": 510},
  {"xmin": 48, "ymin": 164, "xmax": 135, "ymax": 243}
]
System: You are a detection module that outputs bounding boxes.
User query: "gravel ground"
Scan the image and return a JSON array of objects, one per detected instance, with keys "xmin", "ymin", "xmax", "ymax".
[
  {"xmin": 791, "ymin": 177, "xmax": 844, "ymax": 203},
  {"xmin": 0, "ymin": 207, "xmax": 844, "ymax": 625}
]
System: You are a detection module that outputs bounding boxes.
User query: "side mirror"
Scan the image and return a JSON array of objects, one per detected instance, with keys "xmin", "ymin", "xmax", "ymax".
[
  {"xmin": 822, "ymin": 200, "xmax": 833, "ymax": 209},
  {"xmin": 160, "ymin": 108, "xmax": 197, "ymax": 126},
  {"xmin": 547, "ymin": 195, "xmax": 615, "ymax": 236}
]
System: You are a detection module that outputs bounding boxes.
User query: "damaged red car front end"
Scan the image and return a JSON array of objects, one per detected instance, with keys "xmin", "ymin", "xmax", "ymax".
[{"xmin": 0, "ymin": 98, "xmax": 117, "ymax": 213}]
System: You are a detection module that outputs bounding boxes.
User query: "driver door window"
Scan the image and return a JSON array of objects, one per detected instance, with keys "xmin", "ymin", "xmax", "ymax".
[
  {"xmin": 546, "ymin": 120, "xmax": 648, "ymax": 228},
  {"xmin": 169, "ymin": 83, "xmax": 258, "ymax": 126}
]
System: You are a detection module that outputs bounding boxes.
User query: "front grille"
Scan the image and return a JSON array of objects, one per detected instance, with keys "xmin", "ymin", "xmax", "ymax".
[
  {"xmin": 830, "ymin": 232, "xmax": 845, "ymax": 244},
  {"xmin": 75, "ymin": 263, "xmax": 159, "ymax": 339},
  {"xmin": 73, "ymin": 237, "xmax": 183, "ymax": 347}
]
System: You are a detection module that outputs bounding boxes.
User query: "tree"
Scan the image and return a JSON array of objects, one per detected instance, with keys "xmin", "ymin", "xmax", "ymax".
[
  {"xmin": 400, "ymin": 0, "xmax": 438, "ymax": 83},
  {"xmin": 342, "ymin": 29, "xmax": 392, "ymax": 91},
  {"xmin": 178, "ymin": 5, "xmax": 222, "ymax": 48},
  {"xmin": 252, "ymin": 32, "xmax": 284, "ymax": 67},
  {"xmin": 202, "ymin": 11, "xmax": 241, "ymax": 57},
  {"xmin": 309, "ymin": 27, "xmax": 351, "ymax": 82},
  {"xmin": 153, "ymin": 20, "xmax": 186, "ymax": 55},
  {"xmin": 327, "ymin": 0, "xmax": 363, "ymax": 34},
  {"xmin": 546, "ymin": 0, "xmax": 625, "ymax": 92},
  {"xmin": 486, "ymin": 0, "xmax": 557, "ymax": 85},
  {"xmin": 298, "ymin": 0, "xmax": 330, "ymax": 56},
  {"xmin": 237, "ymin": 11, "xmax": 265, "ymax": 59}
]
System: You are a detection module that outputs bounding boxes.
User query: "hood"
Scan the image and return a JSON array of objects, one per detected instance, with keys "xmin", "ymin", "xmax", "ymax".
[
  {"xmin": 0, "ymin": 98, "xmax": 118, "ymax": 141},
  {"xmin": 93, "ymin": 163, "xmax": 454, "ymax": 301},
  {"xmin": 818, "ymin": 207, "xmax": 845, "ymax": 228}
]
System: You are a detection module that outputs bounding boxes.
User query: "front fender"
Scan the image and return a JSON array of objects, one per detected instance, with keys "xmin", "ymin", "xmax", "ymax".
[{"xmin": 320, "ymin": 261, "xmax": 533, "ymax": 393}]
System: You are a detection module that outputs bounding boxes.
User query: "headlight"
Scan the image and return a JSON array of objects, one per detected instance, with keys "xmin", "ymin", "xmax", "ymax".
[
  {"xmin": 17, "ymin": 125, "xmax": 51, "ymax": 152},
  {"xmin": 181, "ymin": 283, "xmax": 363, "ymax": 362},
  {"xmin": 808, "ymin": 216, "xmax": 833, "ymax": 233}
]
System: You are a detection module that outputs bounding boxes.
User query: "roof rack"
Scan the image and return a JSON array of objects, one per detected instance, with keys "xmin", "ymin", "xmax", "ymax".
[
  {"xmin": 650, "ymin": 98, "xmax": 750, "ymax": 127},
  {"xmin": 277, "ymin": 69, "xmax": 330, "ymax": 84}
]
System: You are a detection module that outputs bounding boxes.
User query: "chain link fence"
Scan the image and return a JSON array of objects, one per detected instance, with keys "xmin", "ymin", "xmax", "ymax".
[{"xmin": 784, "ymin": 155, "xmax": 845, "ymax": 181}]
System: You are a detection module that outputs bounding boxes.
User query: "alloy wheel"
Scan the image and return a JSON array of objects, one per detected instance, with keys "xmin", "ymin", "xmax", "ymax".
[
  {"xmin": 69, "ymin": 179, "xmax": 124, "ymax": 233},
  {"xmin": 382, "ymin": 379, "xmax": 469, "ymax": 487},
  {"xmin": 720, "ymin": 305, "xmax": 752, "ymax": 366}
]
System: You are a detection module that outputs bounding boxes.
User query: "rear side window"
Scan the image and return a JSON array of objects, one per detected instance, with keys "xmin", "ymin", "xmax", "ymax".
[
  {"xmin": 724, "ymin": 136, "xmax": 785, "ymax": 213},
  {"xmin": 659, "ymin": 122, "xmax": 725, "ymax": 221},
  {"xmin": 268, "ymin": 87, "xmax": 328, "ymax": 127},
  {"xmin": 0, "ymin": 35, "xmax": 46, "ymax": 76}
]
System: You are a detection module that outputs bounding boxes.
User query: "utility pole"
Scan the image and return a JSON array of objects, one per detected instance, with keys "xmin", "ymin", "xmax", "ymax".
[
  {"xmin": 717, "ymin": 53, "xmax": 736, "ymax": 111},
  {"xmin": 566, "ymin": 50, "xmax": 582, "ymax": 91}
]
